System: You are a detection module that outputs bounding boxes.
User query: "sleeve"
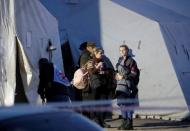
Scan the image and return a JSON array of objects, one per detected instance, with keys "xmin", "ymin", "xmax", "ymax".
[
  {"xmin": 127, "ymin": 60, "xmax": 138, "ymax": 80},
  {"xmin": 73, "ymin": 69, "xmax": 83, "ymax": 85},
  {"xmin": 80, "ymin": 54, "xmax": 88, "ymax": 67},
  {"xmin": 115, "ymin": 57, "xmax": 121, "ymax": 72}
]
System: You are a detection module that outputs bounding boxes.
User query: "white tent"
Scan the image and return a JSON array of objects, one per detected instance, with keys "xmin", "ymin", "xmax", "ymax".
[
  {"xmin": 0, "ymin": 0, "xmax": 63, "ymax": 106},
  {"xmin": 147, "ymin": 0, "xmax": 190, "ymax": 18},
  {"xmin": 41, "ymin": 0, "xmax": 190, "ymax": 120}
]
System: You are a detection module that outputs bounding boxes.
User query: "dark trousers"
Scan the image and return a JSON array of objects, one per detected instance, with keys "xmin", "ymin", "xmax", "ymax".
[
  {"xmin": 81, "ymin": 92, "xmax": 95, "ymax": 119},
  {"xmin": 94, "ymin": 86, "xmax": 110, "ymax": 124}
]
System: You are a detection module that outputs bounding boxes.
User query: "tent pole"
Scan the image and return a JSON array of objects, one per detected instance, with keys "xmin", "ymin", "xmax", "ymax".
[{"xmin": 47, "ymin": 39, "xmax": 56, "ymax": 62}]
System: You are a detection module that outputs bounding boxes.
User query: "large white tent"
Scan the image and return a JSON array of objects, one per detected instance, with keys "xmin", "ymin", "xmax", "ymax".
[
  {"xmin": 41, "ymin": 0, "xmax": 190, "ymax": 120},
  {"xmin": 0, "ymin": 0, "xmax": 63, "ymax": 106}
]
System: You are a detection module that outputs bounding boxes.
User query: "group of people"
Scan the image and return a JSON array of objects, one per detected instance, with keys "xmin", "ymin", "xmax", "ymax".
[
  {"xmin": 74, "ymin": 42, "xmax": 115, "ymax": 128},
  {"xmin": 37, "ymin": 41, "xmax": 140, "ymax": 130}
]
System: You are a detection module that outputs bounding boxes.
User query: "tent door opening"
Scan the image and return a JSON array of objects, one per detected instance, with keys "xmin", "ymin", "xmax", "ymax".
[{"xmin": 15, "ymin": 37, "xmax": 28, "ymax": 103}]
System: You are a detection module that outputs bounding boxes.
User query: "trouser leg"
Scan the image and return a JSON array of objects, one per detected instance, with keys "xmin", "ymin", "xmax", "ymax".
[{"xmin": 117, "ymin": 93, "xmax": 134, "ymax": 130}]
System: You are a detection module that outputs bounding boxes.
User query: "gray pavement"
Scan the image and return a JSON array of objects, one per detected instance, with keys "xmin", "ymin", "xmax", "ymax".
[{"xmin": 104, "ymin": 118, "xmax": 190, "ymax": 131}]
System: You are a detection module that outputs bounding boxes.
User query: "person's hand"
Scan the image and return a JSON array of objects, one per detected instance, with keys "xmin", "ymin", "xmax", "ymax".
[
  {"xmin": 115, "ymin": 73, "xmax": 123, "ymax": 80},
  {"xmin": 95, "ymin": 62, "xmax": 104, "ymax": 69}
]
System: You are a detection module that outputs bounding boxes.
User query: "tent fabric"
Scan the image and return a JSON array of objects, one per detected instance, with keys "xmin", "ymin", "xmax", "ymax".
[
  {"xmin": 108, "ymin": 0, "xmax": 190, "ymax": 120},
  {"xmin": 15, "ymin": 0, "xmax": 63, "ymax": 104},
  {"xmin": 40, "ymin": 0, "xmax": 102, "ymax": 64},
  {"xmin": 40, "ymin": 0, "xmax": 190, "ymax": 120},
  {"xmin": 147, "ymin": 0, "xmax": 190, "ymax": 18},
  {"xmin": 0, "ymin": 0, "xmax": 16, "ymax": 106},
  {"xmin": 0, "ymin": 0, "xmax": 63, "ymax": 105},
  {"xmin": 160, "ymin": 23, "xmax": 190, "ymax": 104}
]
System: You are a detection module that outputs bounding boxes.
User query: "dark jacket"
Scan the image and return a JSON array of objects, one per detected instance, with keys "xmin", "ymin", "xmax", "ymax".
[
  {"xmin": 38, "ymin": 61, "xmax": 69, "ymax": 102},
  {"xmin": 89, "ymin": 59, "xmax": 110, "ymax": 94},
  {"xmin": 115, "ymin": 56, "xmax": 139, "ymax": 97},
  {"xmin": 116, "ymin": 56, "xmax": 138, "ymax": 81},
  {"xmin": 79, "ymin": 50, "xmax": 92, "ymax": 67}
]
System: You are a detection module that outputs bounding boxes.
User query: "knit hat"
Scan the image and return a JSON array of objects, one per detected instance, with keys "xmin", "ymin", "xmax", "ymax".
[{"xmin": 79, "ymin": 42, "xmax": 88, "ymax": 50}]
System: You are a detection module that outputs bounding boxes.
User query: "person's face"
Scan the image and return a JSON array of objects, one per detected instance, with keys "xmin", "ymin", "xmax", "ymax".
[
  {"xmin": 119, "ymin": 47, "xmax": 128, "ymax": 57},
  {"xmin": 87, "ymin": 46, "xmax": 95, "ymax": 53},
  {"xmin": 95, "ymin": 51, "xmax": 103, "ymax": 59}
]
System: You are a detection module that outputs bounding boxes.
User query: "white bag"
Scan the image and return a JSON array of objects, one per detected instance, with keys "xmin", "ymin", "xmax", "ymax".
[{"xmin": 73, "ymin": 68, "xmax": 88, "ymax": 89}]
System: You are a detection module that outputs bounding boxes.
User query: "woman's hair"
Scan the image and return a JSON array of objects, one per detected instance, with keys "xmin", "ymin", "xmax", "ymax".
[
  {"xmin": 38, "ymin": 58, "xmax": 49, "ymax": 69},
  {"xmin": 91, "ymin": 47, "xmax": 104, "ymax": 59},
  {"xmin": 83, "ymin": 59, "xmax": 96, "ymax": 74}
]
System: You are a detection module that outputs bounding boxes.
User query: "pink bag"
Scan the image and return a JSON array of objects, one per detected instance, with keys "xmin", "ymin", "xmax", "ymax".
[{"xmin": 73, "ymin": 68, "xmax": 88, "ymax": 89}]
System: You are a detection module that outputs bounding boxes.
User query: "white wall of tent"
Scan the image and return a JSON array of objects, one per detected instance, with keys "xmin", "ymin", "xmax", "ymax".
[
  {"xmin": 0, "ymin": 0, "xmax": 63, "ymax": 105},
  {"xmin": 1, "ymin": 0, "xmax": 190, "ymax": 120}
]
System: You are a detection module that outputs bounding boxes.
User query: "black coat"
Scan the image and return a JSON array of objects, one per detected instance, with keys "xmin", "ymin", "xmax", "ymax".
[{"xmin": 38, "ymin": 61, "xmax": 69, "ymax": 101}]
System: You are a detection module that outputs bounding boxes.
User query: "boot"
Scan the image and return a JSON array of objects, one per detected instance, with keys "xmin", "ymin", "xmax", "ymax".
[
  {"xmin": 118, "ymin": 118, "xmax": 133, "ymax": 130},
  {"xmin": 98, "ymin": 118, "xmax": 111, "ymax": 128},
  {"xmin": 99, "ymin": 122, "xmax": 111, "ymax": 128},
  {"xmin": 100, "ymin": 121, "xmax": 111, "ymax": 128},
  {"xmin": 118, "ymin": 119, "xmax": 127, "ymax": 130}
]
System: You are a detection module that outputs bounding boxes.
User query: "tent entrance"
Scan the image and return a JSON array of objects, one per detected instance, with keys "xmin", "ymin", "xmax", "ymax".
[
  {"xmin": 15, "ymin": 37, "xmax": 28, "ymax": 103},
  {"xmin": 61, "ymin": 41, "xmax": 76, "ymax": 101},
  {"xmin": 61, "ymin": 41, "xmax": 75, "ymax": 81}
]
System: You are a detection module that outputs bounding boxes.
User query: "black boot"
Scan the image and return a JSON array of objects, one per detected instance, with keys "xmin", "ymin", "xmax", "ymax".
[
  {"xmin": 126, "ymin": 118, "xmax": 133, "ymax": 130},
  {"xmin": 98, "ymin": 118, "xmax": 111, "ymax": 128},
  {"xmin": 101, "ymin": 121, "xmax": 111, "ymax": 128},
  {"xmin": 118, "ymin": 119, "xmax": 127, "ymax": 130},
  {"xmin": 95, "ymin": 111, "xmax": 111, "ymax": 128},
  {"xmin": 118, "ymin": 118, "xmax": 133, "ymax": 130}
]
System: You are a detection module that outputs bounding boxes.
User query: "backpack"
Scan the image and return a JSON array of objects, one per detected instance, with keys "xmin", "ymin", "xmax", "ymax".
[
  {"xmin": 73, "ymin": 68, "xmax": 88, "ymax": 89},
  {"xmin": 124, "ymin": 57, "xmax": 140, "ymax": 86}
]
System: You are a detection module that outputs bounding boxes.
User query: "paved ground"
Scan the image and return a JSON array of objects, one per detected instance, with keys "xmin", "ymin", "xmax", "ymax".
[{"xmin": 104, "ymin": 118, "xmax": 190, "ymax": 131}]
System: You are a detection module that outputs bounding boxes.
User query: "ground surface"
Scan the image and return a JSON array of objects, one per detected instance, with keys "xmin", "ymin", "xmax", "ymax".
[{"xmin": 104, "ymin": 118, "xmax": 190, "ymax": 131}]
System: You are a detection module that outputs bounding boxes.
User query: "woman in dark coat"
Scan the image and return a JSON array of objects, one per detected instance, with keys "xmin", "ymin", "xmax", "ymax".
[{"xmin": 89, "ymin": 48, "xmax": 111, "ymax": 128}]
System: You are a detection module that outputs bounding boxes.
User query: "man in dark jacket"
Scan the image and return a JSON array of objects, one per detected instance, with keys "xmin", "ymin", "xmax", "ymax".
[
  {"xmin": 115, "ymin": 44, "xmax": 139, "ymax": 130},
  {"xmin": 77, "ymin": 42, "xmax": 96, "ymax": 119},
  {"xmin": 75, "ymin": 42, "xmax": 96, "ymax": 101},
  {"xmin": 79, "ymin": 41, "xmax": 96, "ymax": 67}
]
